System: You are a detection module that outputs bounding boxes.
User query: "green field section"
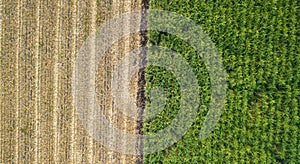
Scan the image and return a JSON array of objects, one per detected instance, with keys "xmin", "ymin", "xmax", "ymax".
[{"xmin": 144, "ymin": 0, "xmax": 299, "ymax": 163}]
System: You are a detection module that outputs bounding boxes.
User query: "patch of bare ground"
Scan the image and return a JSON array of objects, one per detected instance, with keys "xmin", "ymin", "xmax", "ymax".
[{"xmin": 0, "ymin": 0, "xmax": 146, "ymax": 163}]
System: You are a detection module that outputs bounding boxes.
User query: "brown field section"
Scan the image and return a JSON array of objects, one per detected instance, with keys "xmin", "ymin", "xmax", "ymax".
[{"xmin": 0, "ymin": 0, "xmax": 144, "ymax": 163}]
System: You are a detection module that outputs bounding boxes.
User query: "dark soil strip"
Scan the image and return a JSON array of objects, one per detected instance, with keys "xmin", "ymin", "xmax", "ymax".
[{"xmin": 136, "ymin": 0, "xmax": 149, "ymax": 163}]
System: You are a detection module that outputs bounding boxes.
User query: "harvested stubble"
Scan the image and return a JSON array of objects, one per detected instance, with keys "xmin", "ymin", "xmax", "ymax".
[{"xmin": 0, "ymin": 0, "xmax": 144, "ymax": 163}]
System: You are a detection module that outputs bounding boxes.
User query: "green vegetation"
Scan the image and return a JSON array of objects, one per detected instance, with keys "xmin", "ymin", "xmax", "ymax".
[{"xmin": 144, "ymin": 0, "xmax": 299, "ymax": 163}]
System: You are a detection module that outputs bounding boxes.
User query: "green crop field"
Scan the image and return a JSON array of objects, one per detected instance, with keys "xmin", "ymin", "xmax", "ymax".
[
  {"xmin": 0, "ymin": 0, "xmax": 298, "ymax": 163},
  {"xmin": 144, "ymin": 0, "xmax": 299, "ymax": 163}
]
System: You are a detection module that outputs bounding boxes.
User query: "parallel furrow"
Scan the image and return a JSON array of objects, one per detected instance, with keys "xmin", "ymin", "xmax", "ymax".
[
  {"xmin": 53, "ymin": 0, "xmax": 61, "ymax": 162},
  {"xmin": 1, "ymin": 0, "xmax": 19, "ymax": 162},
  {"xmin": 70, "ymin": 0, "xmax": 77, "ymax": 163},
  {"xmin": 15, "ymin": 0, "xmax": 21, "ymax": 163},
  {"xmin": 38, "ymin": 0, "xmax": 59, "ymax": 162},
  {"xmin": 88, "ymin": 0, "xmax": 97, "ymax": 163},
  {"xmin": 34, "ymin": 0, "xmax": 40, "ymax": 162},
  {"xmin": 75, "ymin": 1, "xmax": 90, "ymax": 162}
]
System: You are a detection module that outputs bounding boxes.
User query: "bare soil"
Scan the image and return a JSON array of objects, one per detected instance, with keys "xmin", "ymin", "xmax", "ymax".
[{"xmin": 0, "ymin": 0, "xmax": 144, "ymax": 163}]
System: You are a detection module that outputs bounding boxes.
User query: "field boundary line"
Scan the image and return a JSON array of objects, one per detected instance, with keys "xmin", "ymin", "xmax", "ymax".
[{"xmin": 136, "ymin": 0, "xmax": 149, "ymax": 162}]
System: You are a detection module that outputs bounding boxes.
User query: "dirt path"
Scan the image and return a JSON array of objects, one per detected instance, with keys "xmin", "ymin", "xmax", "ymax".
[{"xmin": 0, "ymin": 0, "xmax": 146, "ymax": 163}]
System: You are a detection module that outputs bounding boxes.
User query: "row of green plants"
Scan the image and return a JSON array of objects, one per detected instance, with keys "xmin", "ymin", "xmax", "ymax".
[{"xmin": 143, "ymin": 0, "xmax": 299, "ymax": 163}]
